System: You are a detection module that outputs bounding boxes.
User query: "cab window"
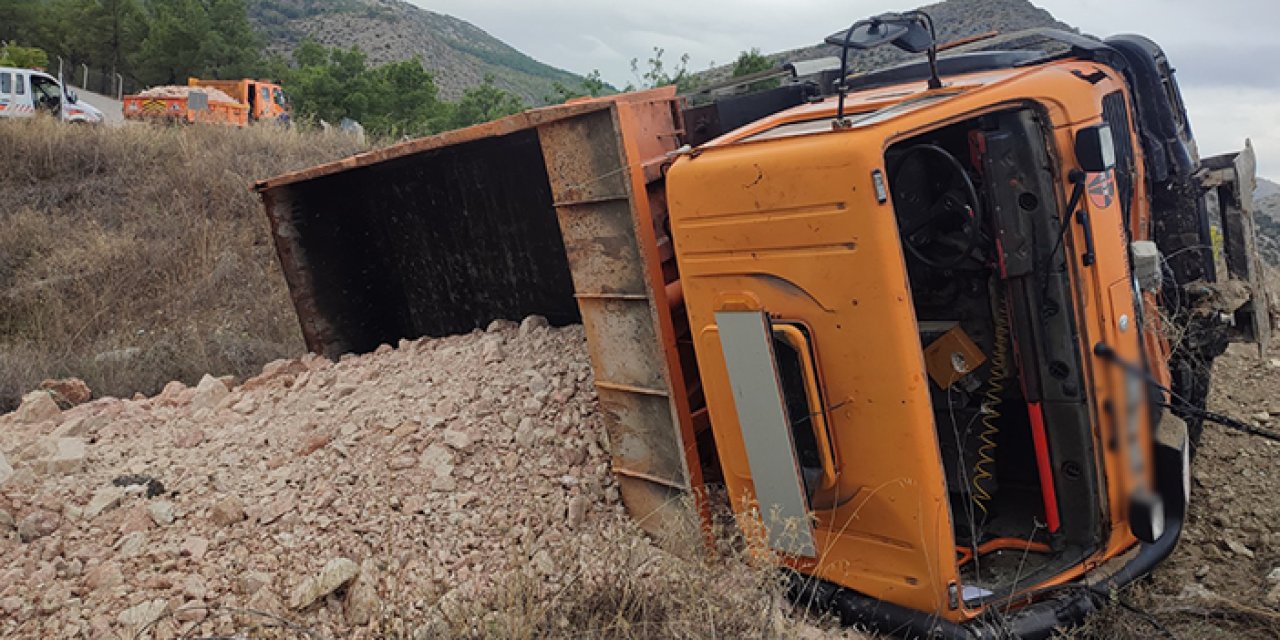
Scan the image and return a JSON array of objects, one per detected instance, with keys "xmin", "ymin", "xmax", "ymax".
[
  {"xmin": 771, "ymin": 323, "xmax": 832, "ymax": 498},
  {"xmin": 773, "ymin": 331, "xmax": 819, "ymax": 467},
  {"xmin": 31, "ymin": 75, "xmax": 61, "ymax": 108},
  {"xmin": 15, "ymin": 74, "xmax": 25, "ymax": 95},
  {"xmin": 0, "ymin": 73, "xmax": 10, "ymax": 95}
]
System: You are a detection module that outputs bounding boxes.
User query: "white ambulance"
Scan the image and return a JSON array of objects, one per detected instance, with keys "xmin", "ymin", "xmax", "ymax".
[{"xmin": 0, "ymin": 67, "xmax": 105, "ymax": 124}]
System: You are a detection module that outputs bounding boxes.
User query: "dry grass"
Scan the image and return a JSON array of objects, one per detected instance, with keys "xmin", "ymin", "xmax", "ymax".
[
  {"xmin": 0, "ymin": 117, "xmax": 366, "ymax": 410},
  {"xmin": 365, "ymin": 507, "xmax": 861, "ymax": 640}
]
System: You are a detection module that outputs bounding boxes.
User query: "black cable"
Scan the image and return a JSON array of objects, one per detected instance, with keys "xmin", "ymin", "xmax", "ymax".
[
  {"xmin": 1163, "ymin": 403, "xmax": 1280, "ymax": 443},
  {"xmin": 1045, "ymin": 170, "xmax": 1088, "ymax": 266},
  {"xmin": 1114, "ymin": 592, "xmax": 1180, "ymax": 640},
  {"xmin": 1093, "ymin": 342, "xmax": 1280, "ymax": 443},
  {"xmin": 985, "ymin": 583, "xmax": 1178, "ymax": 640},
  {"xmin": 1038, "ymin": 169, "xmax": 1087, "ymax": 303}
]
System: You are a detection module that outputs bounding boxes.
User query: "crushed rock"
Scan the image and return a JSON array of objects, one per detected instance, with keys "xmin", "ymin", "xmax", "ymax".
[
  {"xmin": 288, "ymin": 557, "xmax": 358, "ymax": 610},
  {"xmin": 136, "ymin": 85, "xmax": 238, "ymax": 105},
  {"xmin": 40, "ymin": 378, "xmax": 92, "ymax": 407},
  {"xmin": 0, "ymin": 322, "xmax": 631, "ymax": 639},
  {"xmin": 14, "ymin": 391, "xmax": 60, "ymax": 425}
]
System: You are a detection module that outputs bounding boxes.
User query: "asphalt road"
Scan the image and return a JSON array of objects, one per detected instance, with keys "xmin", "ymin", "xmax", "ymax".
[{"xmin": 70, "ymin": 88, "xmax": 123, "ymax": 124}]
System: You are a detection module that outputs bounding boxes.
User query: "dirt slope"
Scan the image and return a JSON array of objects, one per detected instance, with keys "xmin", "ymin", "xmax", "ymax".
[{"xmin": 1080, "ymin": 343, "xmax": 1280, "ymax": 638}]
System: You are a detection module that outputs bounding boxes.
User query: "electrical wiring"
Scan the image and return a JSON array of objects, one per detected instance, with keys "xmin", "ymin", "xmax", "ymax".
[{"xmin": 971, "ymin": 294, "xmax": 1009, "ymax": 520}]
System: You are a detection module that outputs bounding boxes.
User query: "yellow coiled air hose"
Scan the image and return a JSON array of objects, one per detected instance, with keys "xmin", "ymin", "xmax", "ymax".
[{"xmin": 971, "ymin": 295, "xmax": 1009, "ymax": 520}]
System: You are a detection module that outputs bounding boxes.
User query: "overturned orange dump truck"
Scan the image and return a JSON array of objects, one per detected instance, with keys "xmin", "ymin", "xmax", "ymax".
[{"xmin": 255, "ymin": 16, "xmax": 1270, "ymax": 639}]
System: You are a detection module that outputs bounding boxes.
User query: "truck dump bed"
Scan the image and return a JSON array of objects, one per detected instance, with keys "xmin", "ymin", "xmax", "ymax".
[
  {"xmin": 254, "ymin": 88, "xmax": 705, "ymax": 536},
  {"xmin": 123, "ymin": 87, "xmax": 248, "ymax": 126},
  {"xmin": 189, "ymin": 78, "xmax": 248, "ymax": 105}
]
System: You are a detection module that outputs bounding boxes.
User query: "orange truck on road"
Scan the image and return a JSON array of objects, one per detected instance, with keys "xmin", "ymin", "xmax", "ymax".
[
  {"xmin": 187, "ymin": 77, "xmax": 290, "ymax": 124},
  {"xmin": 122, "ymin": 77, "xmax": 289, "ymax": 126}
]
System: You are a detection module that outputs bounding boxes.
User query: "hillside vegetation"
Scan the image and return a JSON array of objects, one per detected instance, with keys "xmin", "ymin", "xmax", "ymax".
[
  {"xmin": 250, "ymin": 0, "xmax": 590, "ymax": 104},
  {"xmin": 3, "ymin": 0, "xmax": 596, "ymax": 140},
  {"xmin": 0, "ymin": 118, "xmax": 365, "ymax": 412}
]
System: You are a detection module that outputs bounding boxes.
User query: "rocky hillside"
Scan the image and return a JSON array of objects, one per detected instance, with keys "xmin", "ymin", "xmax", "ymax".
[
  {"xmin": 1258, "ymin": 178, "xmax": 1280, "ymax": 201},
  {"xmin": 1256, "ymin": 178, "xmax": 1280, "ymax": 266},
  {"xmin": 695, "ymin": 0, "xmax": 1071, "ymax": 86},
  {"xmin": 249, "ymin": 0, "xmax": 587, "ymax": 104}
]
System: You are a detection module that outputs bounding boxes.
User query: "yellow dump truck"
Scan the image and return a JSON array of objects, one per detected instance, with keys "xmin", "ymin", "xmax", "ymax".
[{"xmin": 254, "ymin": 14, "xmax": 1269, "ymax": 638}]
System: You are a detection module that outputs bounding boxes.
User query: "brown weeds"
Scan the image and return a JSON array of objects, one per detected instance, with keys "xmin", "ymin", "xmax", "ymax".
[
  {"xmin": 0, "ymin": 117, "xmax": 365, "ymax": 409},
  {"xmin": 367, "ymin": 504, "xmax": 859, "ymax": 640}
]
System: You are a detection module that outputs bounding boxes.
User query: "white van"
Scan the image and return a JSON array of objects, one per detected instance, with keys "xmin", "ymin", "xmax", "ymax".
[{"xmin": 0, "ymin": 67, "xmax": 104, "ymax": 124}]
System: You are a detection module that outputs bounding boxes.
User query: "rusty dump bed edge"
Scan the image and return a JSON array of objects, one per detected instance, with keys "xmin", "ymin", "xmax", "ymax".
[
  {"xmin": 254, "ymin": 99, "xmax": 619, "ymax": 193},
  {"xmin": 254, "ymin": 87, "xmax": 706, "ymax": 539}
]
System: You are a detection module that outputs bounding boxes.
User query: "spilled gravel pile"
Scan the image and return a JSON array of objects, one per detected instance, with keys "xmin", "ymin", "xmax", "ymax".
[
  {"xmin": 0, "ymin": 319, "xmax": 650, "ymax": 639},
  {"xmin": 136, "ymin": 86, "xmax": 239, "ymax": 104}
]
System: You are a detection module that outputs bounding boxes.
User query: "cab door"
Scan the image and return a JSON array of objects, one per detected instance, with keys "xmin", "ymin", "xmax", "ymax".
[
  {"xmin": 667, "ymin": 134, "xmax": 960, "ymax": 616},
  {"xmin": 0, "ymin": 70, "xmax": 13, "ymax": 116},
  {"xmin": 1, "ymin": 71, "xmax": 35, "ymax": 118},
  {"xmin": 29, "ymin": 73, "xmax": 62, "ymax": 116}
]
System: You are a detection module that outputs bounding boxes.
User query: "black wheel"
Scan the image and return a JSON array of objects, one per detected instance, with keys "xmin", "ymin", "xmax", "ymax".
[{"xmin": 1170, "ymin": 353, "xmax": 1215, "ymax": 458}]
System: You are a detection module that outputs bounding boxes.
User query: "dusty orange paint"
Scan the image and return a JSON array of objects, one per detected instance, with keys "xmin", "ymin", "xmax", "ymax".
[
  {"xmin": 120, "ymin": 94, "xmax": 249, "ymax": 126},
  {"xmin": 666, "ymin": 60, "xmax": 1170, "ymax": 623},
  {"xmin": 189, "ymin": 78, "xmax": 290, "ymax": 122}
]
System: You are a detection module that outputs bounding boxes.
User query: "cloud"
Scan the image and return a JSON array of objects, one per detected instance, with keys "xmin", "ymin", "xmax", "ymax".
[
  {"xmin": 410, "ymin": 0, "xmax": 1278, "ymax": 177},
  {"xmin": 1165, "ymin": 44, "xmax": 1280, "ymax": 89},
  {"xmin": 411, "ymin": 0, "xmax": 887, "ymax": 84},
  {"xmin": 1182, "ymin": 86, "xmax": 1280, "ymax": 177}
]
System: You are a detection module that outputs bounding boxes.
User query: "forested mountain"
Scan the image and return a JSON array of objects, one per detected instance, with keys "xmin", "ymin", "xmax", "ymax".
[{"xmin": 248, "ymin": 0, "xmax": 587, "ymax": 103}]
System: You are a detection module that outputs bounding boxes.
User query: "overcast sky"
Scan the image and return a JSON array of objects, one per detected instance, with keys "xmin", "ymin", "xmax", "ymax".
[{"xmin": 411, "ymin": 0, "xmax": 1277, "ymax": 177}]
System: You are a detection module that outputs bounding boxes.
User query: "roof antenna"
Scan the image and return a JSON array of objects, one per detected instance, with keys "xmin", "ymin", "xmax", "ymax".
[{"xmin": 825, "ymin": 10, "xmax": 941, "ymax": 125}]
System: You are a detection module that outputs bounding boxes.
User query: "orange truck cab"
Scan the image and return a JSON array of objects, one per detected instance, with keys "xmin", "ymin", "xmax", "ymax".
[
  {"xmin": 188, "ymin": 78, "xmax": 291, "ymax": 124},
  {"xmin": 251, "ymin": 15, "xmax": 1269, "ymax": 639},
  {"xmin": 665, "ymin": 22, "xmax": 1267, "ymax": 637}
]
